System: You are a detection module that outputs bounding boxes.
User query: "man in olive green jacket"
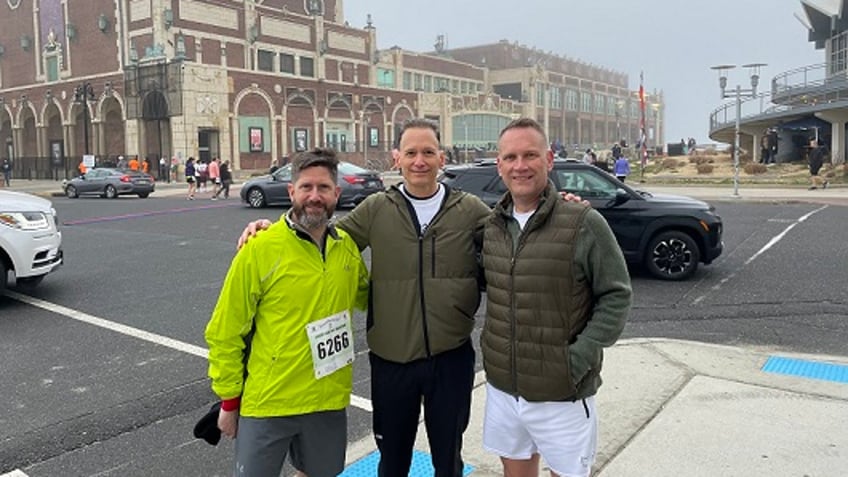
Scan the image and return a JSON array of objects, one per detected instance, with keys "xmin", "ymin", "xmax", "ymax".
[{"xmin": 481, "ymin": 118, "xmax": 632, "ymax": 477}]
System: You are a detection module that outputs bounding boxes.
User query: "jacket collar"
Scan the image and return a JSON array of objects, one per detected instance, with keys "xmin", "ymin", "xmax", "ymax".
[{"xmin": 493, "ymin": 180, "xmax": 558, "ymax": 220}]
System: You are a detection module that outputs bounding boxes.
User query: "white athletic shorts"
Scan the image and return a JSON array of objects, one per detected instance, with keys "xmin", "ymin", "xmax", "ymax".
[{"xmin": 483, "ymin": 383, "xmax": 598, "ymax": 477}]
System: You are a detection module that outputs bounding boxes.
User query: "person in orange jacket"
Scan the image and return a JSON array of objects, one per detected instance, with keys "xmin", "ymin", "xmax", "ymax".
[{"xmin": 78, "ymin": 160, "xmax": 87, "ymax": 175}]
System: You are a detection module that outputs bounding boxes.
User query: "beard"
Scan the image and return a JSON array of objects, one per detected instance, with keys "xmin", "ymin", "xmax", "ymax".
[{"xmin": 291, "ymin": 200, "xmax": 335, "ymax": 231}]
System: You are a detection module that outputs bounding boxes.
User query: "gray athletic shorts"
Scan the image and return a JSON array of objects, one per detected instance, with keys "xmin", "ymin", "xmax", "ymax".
[{"xmin": 234, "ymin": 409, "xmax": 347, "ymax": 477}]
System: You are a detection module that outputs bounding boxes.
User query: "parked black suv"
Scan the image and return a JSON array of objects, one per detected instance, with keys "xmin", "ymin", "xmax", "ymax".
[{"xmin": 439, "ymin": 159, "xmax": 723, "ymax": 280}]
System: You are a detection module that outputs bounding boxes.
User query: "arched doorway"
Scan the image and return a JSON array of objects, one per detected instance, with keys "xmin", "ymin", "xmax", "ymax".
[
  {"xmin": 142, "ymin": 90, "xmax": 171, "ymax": 179},
  {"xmin": 43, "ymin": 101, "xmax": 65, "ymax": 179},
  {"xmin": 101, "ymin": 96, "xmax": 126, "ymax": 164}
]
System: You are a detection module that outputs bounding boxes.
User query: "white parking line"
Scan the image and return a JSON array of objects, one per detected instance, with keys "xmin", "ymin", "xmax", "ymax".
[
  {"xmin": 0, "ymin": 470, "xmax": 30, "ymax": 477},
  {"xmin": 6, "ymin": 291, "xmax": 374, "ymax": 412},
  {"xmin": 692, "ymin": 205, "xmax": 829, "ymax": 305},
  {"xmin": 744, "ymin": 205, "xmax": 828, "ymax": 266}
]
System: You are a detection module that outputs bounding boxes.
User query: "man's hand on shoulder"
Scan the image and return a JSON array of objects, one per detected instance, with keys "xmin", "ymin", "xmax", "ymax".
[
  {"xmin": 237, "ymin": 219, "xmax": 274, "ymax": 249},
  {"xmin": 559, "ymin": 191, "xmax": 590, "ymax": 207}
]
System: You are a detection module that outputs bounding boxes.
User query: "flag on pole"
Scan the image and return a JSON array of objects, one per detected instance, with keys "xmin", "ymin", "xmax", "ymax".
[{"xmin": 639, "ymin": 71, "xmax": 648, "ymax": 170}]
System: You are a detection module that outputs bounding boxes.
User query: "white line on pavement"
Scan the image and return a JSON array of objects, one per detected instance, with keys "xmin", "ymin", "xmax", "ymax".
[
  {"xmin": 744, "ymin": 204, "xmax": 829, "ymax": 266},
  {"xmin": 6, "ymin": 291, "xmax": 374, "ymax": 412},
  {"xmin": 0, "ymin": 470, "xmax": 30, "ymax": 477},
  {"xmin": 692, "ymin": 204, "xmax": 829, "ymax": 305}
]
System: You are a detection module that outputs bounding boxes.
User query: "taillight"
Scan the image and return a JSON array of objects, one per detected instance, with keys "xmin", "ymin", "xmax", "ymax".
[
  {"xmin": 342, "ymin": 175, "xmax": 365, "ymax": 184},
  {"xmin": 120, "ymin": 175, "xmax": 131, "ymax": 183}
]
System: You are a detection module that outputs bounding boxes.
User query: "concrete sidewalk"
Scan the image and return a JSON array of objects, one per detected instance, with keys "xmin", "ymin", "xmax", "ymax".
[{"xmin": 345, "ymin": 339, "xmax": 848, "ymax": 476}]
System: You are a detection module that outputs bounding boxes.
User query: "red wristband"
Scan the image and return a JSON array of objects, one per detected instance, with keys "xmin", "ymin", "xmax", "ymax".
[{"xmin": 221, "ymin": 397, "xmax": 241, "ymax": 411}]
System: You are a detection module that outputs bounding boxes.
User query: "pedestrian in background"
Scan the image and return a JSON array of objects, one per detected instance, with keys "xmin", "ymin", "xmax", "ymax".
[
  {"xmin": 614, "ymin": 155, "xmax": 631, "ymax": 182},
  {"xmin": 2, "ymin": 158, "xmax": 11, "ymax": 187},
  {"xmin": 481, "ymin": 118, "xmax": 631, "ymax": 477},
  {"xmin": 206, "ymin": 149, "xmax": 369, "ymax": 477},
  {"xmin": 214, "ymin": 160, "xmax": 232, "ymax": 199},
  {"xmin": 197, "ymin": 160, "xmax": 209, "ymax": 193},
  {"xmin": 185, "ymin": 157, "xmax": 197, "ymax": 199},
  {"xmin": 208, "ymin": 157, "xmax": 221, "ymax": 200},
  {"xmin": 269, "ymin": 158, "xmax": 279, "ymax": 174},
  {"xmin": 808, "ymin": 139, "xmax": 828, "ymax": 190}
]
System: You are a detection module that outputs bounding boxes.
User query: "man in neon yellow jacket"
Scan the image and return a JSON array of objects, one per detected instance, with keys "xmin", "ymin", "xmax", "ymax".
[{"xmin": 205, "ymin": 148, "xmax": 369, "ymax": 477}]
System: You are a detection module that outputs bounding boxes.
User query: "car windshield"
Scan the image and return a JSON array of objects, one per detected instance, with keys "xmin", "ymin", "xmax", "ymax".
[
  {"xmin": 273, "ymin": 164, "xmax": 292, "ymax": 180},
  {"xmin": 339, "ymin": 162, "xmax": 368, "ymax": 174}
]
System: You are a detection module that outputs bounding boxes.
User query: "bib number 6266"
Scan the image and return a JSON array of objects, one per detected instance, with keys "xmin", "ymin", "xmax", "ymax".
[
  {"xmin": 306, "ymin": 311, "xmax": 354, "ymax": 379},
  {"xmin": 317, "ymin": 331, "xmax": 350, "ymax": 359}
]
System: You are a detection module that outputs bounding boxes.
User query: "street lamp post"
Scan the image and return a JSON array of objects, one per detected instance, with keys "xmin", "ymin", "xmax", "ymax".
[
  {"xmin": 73, "ymin": 83, "xmax": 95, "ymax": 160},
  {"xmin": 710, "ymin": 63, "xmax": 766, "ymax": 197},
  {"xmin": 464, "ymin": 119, "xmax": 469, "ymax": 163}
]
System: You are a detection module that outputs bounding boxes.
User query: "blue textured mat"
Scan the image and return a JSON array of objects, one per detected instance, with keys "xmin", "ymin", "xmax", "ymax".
[
  {"xmin": 762, "ymin": 356, "xmax": 848, "ymax": 384},
  {"xmin": 340, "ymin": 449, "xmax": 475, "ymax": 476}
]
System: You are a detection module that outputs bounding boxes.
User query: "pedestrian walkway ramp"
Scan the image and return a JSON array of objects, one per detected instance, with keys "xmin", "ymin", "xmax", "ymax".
[
  {"xmin": 340, "ymin": 450, "xmax": 475, "ymax": 476},
  {"xmin": 762, "ymin": 356, "xmax": 848, "ymax": 384}
]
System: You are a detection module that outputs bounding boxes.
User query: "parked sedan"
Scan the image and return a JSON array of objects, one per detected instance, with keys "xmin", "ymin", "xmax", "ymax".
[
  {"xmin": 241, "ymin": 161, "xmax": 384, "ymax": 208},
  {"xmin": 63, "ymin": 168, "xmax": 155, "ymax": 199},
  {"xmin": 439, "ymin": 159, "xmax": 724, "ymax": 281}
]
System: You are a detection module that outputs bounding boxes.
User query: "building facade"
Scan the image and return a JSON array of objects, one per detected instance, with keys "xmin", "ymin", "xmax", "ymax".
[
  {"xmin": 0, "ymin": 0, "xmax": 664, "ymax": 180},
  {"xmin": 709, "ymin": 0, "xmax": 848, "ymax": 165}
]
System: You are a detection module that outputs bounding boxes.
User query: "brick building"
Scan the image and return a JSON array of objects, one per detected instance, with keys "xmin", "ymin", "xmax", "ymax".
[{"xmin": 0, "ymin": 0, "xmax": 664, "ymax": 180}]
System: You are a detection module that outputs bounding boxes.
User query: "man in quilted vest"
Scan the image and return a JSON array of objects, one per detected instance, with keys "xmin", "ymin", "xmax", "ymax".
[{"xmin": 481, "ymin": 118, "xmax": 632, "ymax": 477}]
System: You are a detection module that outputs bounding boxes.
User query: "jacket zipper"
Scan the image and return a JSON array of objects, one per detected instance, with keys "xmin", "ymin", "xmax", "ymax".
[
  {"xmin": 399, "ymin": 187, "xmax": 454, "ymax": 360},
  {"xmin": 505, "ymin": 213, "xmax": 530, "ymax": 395},
  {"xmin": 431, "ymin": 233, "xmax": 437, "ymax": 277},
  {"xmin": 418, "ymin": 230, "xmax": 432, "ymax": 357}
]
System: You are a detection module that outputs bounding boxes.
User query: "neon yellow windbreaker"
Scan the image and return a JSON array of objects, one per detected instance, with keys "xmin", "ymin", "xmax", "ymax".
[{"xmin": 205, "ymin": 217, "xmax": 369, "ymax": 417}]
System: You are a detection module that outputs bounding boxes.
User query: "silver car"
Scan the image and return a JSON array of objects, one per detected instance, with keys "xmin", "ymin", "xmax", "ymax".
[{"xmin": 63, "ymin": 168, "xmax": 156, "ymax": 199}]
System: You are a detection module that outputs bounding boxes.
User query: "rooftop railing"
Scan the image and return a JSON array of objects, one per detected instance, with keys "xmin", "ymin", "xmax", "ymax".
[{"xmin": 710, "ymin": 62, "xmax": 848, "ymax": 134}]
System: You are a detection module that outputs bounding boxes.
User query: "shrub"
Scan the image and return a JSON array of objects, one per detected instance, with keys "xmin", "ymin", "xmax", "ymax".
[
  {"xmin": 743, "ymin": 163, "xmax": 767, "ymax": 175},
  {"xmin": 696, "ymin": 164, "xmax": 714, "ymax": 174},
  {"xmin": 689, "ymin": 156, "xmax": 714, "ymax": 165},
  {"xmin": 661, "ymin": 158, "xmax": 679, "ymax": 169},
  {"xmin": 701, "ymin": 147, "xmax": 718, "ymax": 156}
]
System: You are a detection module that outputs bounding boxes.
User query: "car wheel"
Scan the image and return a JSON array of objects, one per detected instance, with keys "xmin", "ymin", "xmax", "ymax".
[
  {"xmin": 138, "ymin": 193, "xmax": 149, "ymax": 198},
  {"xmin": 246, "ymin": 187, "xmax": 266, "ymax": 208},
  {"xmin": 644, "ymin": 230, "xmax": 700, "ymax": 280},
  {"xmin": 104, "ymin": 185, "xmax": 118, "ymax": 199},
  {"xmin": 65, "ymin": 185, "xmax": 79, "ymax": 198},
  {"xmin": 15, "ymin": 274, "xmax": 44, "ymax": 289},
  {"xmin": 0, "ymin": 260, "xmax": 7, "ymax": 296}
]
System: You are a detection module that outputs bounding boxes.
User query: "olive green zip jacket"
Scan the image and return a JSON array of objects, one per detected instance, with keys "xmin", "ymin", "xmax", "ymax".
[
  {"xmin": 481, "ymin": 184, "xmax": 632, "ymax": 402},
  {"xmin": 338, "ymin": 185, "xmax": 491, "ymax": 363}
]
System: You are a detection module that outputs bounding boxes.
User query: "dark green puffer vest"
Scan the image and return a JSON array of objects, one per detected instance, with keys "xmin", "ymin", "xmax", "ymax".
[{"xmin": 481, "ymin": 184, "xmax": 598, "ymax": 402}]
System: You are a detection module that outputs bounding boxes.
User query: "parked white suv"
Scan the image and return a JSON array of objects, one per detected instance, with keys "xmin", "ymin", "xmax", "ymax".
[{"xmin": 0, "ymin": 190, "xmax": 63, "ymax": 294}]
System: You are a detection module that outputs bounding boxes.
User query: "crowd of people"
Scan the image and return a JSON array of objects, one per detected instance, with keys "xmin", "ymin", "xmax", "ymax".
[
  {"xmin": 201, "ymin": 117, "xmax": 632, "ymax": 477},
  {"xmin": 183, "ymin": 157, "xmax": 233, "ymax": 200}
]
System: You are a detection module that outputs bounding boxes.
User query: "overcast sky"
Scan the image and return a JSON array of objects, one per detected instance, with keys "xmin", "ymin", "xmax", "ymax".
[{"xmin": 343, "ymin": 0, "xmax": 822, "ymax": 145}]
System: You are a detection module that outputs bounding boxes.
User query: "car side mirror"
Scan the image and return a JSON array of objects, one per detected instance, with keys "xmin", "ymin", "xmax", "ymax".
[
  {"xmin": 606, "ymin": 188, "xmax": 630, "ymax": 207},
  {"xmin": 614, "ymin": 188, "xmax": 630, "ymax": 204}
]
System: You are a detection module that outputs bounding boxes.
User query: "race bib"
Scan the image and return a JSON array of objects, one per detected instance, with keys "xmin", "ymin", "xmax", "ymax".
[{"xmin": 305, "ymin": 311, "xmax": 354, "ymax": 379}]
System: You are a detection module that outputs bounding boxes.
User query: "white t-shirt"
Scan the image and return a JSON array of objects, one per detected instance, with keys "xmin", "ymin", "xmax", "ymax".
[
  {"xmin": 512, "ymin": 209, "xmax": 535, "ymax": 230},
  {"xmin": 400, "ymin": 184, "xmax": 445, "ymax": 234}
]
